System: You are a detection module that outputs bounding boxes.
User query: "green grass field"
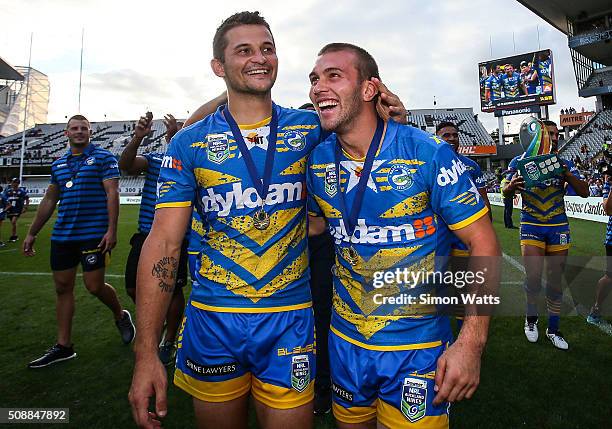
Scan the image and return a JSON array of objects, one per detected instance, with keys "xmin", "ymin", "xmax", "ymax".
[{"xmin": 0, "ymin": 205, "xmax": 610, "ymax": 428}]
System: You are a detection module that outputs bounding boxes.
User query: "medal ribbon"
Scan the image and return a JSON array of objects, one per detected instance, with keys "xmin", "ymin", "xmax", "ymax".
[
  {"xmin": 67, "ymin": 151, "xmax": 89, "ymax": 185},
  {"xmin": 334, "ymin": 117, "xmax": 384, "ymax": 242},
  {"xmin": 222, "ymin": 103, "xmax": 278, "ymax": 207}
]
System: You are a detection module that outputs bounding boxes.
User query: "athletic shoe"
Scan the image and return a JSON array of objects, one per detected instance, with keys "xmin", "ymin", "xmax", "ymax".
[
  {"xmin": 524, "ymin": 318, "xmax": 539, "ymax": 343},
  {"xmin": 314, "ymin": 387, "xmax": 332, "ymax": 415},
  {"xmin": 586, "ymin": 309, "xmax": 602, "ymax": 325},
  {"xmin": 0, "ymin": 241, "xmax": 5, "ymax": 247},
  {"xmin": 116, "ymin": 310, "xmax": 136, "ymax": 344},
  {"xmin": 28, "ymin": 344, "xmax": 76, "ymax": 369},
  {"xmin": 158, "ymin": 341, "xmax": 176, "ymax": 367},
  {"xmin": 546, "ymin": 329, "xmax": 569, "ymax": 350},
  {"xmin": 8, "ymin": 235, "xmax": 17, "ymax": 242}
]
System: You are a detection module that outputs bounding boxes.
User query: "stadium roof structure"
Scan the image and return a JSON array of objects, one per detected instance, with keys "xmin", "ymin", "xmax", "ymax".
[
  {"xmin": 518, "ymin": 0, "xmax": 612, "ymax": 34},
  {"xmin": 0, "ymin": 56, "xmax": 24, "ymax": 81}
]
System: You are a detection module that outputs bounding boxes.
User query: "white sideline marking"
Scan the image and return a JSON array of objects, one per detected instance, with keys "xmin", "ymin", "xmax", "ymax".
[
  {"xmin": 0, "ymin": 271, "xmax": 124, "ymax": 278},
  {"xmin": 502, "ymin": 253, "xmax": 525, "ymax": 274}
]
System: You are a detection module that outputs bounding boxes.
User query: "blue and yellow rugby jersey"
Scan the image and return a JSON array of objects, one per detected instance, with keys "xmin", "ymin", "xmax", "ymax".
[
  {"xmin": 537, "ymin": 58, "xmax": 553, "ymax": 90},
  {"xmin": 156, "ymin": 104, "xmax": 325, "ymax": 311},
  {"xmin": 451, "ymin": 154, "xmax": 486, "ymax": 253},
  {"xmin": 507, "ymin": 155, "xmax": 578, "ymax": 226},
  {"xmin": 603, "ymin": 183, "xmax": 612, "ymax": 246},
  {"xmin": 137, "ymin": 152, "xmax": 163, "ymax": 234},
  {"xmin": 4, "ymin": 187, "xmax": 28, "ymax": 212},
  {"xmin": 50, "ymin": 144, "xmax": 119, "ymax": 242},
  {"xmin": 501, "ymin": 72, "xmax": 522, "ymax": 98},
  {"xmin": 485, "ymin": 74, "xmax": 504, "ymax": 101},
  {"xmin": 307, "ymin": 121, "xmax": 488, "ymax": 348},
  {"xmin": 188, "ymin": 208, "xmax": 204, "ymax": 254}
]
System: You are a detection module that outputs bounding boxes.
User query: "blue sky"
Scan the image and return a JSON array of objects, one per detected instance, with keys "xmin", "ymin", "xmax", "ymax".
[{"xmin": 0, "ymin": 0, "xmax": 595, "ymax": 133}]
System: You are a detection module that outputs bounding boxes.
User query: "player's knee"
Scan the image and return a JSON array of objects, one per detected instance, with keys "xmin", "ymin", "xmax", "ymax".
[
  {"xmin": 84, "ymin": 280, "xmax": 104, "ymax": 296},
  {"xmin": 54, "ymin": 280, "xmax": 74, "ymax": 295},
  {"xmin": 523, "ymin": 278, "xmax": 542, "ymax": 295}
]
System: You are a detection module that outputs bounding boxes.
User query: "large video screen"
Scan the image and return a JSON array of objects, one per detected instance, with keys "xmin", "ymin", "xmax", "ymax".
[{"xmin": 478, "ymin": 49, "xmax": 555, "ymax": 113}]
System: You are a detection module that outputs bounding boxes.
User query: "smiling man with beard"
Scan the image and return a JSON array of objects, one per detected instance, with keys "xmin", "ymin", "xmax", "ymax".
[{"xmin": 306, "ymin": 43, "xmax": 500, "ymax": 428}]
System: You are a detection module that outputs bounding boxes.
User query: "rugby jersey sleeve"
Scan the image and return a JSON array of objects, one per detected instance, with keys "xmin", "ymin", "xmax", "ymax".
[
  {"xmin": 156, "ymin": 131, "xmax": 196, "ymax": 209},
  {"xmin": 102, "ymin": 152, "xmax": 120, "ymax": 180},
  {"xmin": 429, "ymin": 143, "xmax": 488, "ymax": 231},
  {"xmin": 471, "ymin": 160, "xmax": 486, "ymax": 189},
  {"xmin": 564, "ymin": 159, "xmax": 579, "ymax": 177},
  {"xmin": 50, "ymin": 164, "xmax": 59, "ymax": 185},
  {"xmin": 306, "ymin": 156, "xmax": 323, "ymax": 217}
]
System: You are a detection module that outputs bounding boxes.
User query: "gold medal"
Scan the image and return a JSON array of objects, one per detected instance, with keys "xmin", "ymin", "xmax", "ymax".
[
  {"xmin": 344, "ymin": 245, "xmax": 359, "ymax": 266},
  {"xmin": 253, "ymin": 209, "xmax": 270, "ymax": 230}
]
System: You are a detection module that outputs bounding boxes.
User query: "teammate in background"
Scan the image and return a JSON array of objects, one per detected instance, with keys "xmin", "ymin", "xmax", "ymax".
[
  {"xmin": 4, "ymin": 177, "xmax": 29, "ymax": 242},
  {"xmin": 128, "ymin": 12, "xmax": 407, "ymax": 429},
  {"xmin": 500, "ymin": 173, "xmax": 517, "ymax": 229},
  {"xmin": 501, "ymin": 64, "xmax": 528, "ymax": 99},
  {"xmin": 587, "ymin": 175, "xmax": 612, "ymax": 324},
  {"xmin": 536, "ymin": 50, "xmax": 553, "ymax": 93},
  {"xmin": 307, "ymin": 43, "xmax": 499, "ymax": 428},
  {"xmin": 436, "ymin": 121, "xmax": 491, "ymax": 330},
  {"xmin": 484, "ymin": 65, "xmax": 504, "ymax": 105},
  {"xmin": 520, "ymin": 61, "xmax": 538, "ymax": 95},
  {"xmin": 504, "ymin": 120, "xmax": 589, "ymax": 350},
  {"xmin": 0, "ymin": 190, "xmax": 8, "ymax": 247},
  {"xmin": 23, "ymin": 114, "xmax": 135, "ymax": 369},
  {"xmin": 119, "ymin": 112, "xmax": 188, "ymax": 366}
]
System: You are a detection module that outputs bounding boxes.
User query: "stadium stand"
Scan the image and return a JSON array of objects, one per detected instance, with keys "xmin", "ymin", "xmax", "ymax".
[
  {"xmin": 560, "ymin": 109, "xmax": 612, "ymax": 161},
  {"xmin": 407, "ymin": 108, "xmax": 495, "ymax": 146},
  {"xmin": 0, "ymin": 119, "xmax": 173, "ymax": 162}
]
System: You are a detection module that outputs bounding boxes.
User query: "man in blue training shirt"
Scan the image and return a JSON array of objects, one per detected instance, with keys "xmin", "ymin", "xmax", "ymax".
[
  {"xmin": 307, "ymin": 43, "xmax": 500, "ymax": 428},
  {"xmin": 23, "ymin": 114, "xmax": 135, "ymax": 369},
  {"xmin": 4, "ymin": 177, "xmax": 29, "ymax": 242},
  {"xmin": 0, "ymin": 190, "xmax": 8, "ymax": 247},
  {"xmin": 119, "ymin": 112, "xmax": 189, "ymax": 366},
  {"xmin": 504, "ymin": 120, "xmax": 589, "ymax": 350}
]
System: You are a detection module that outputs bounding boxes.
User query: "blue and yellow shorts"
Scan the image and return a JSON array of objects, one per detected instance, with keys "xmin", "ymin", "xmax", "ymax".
[
  {"xmin": 174, "ymin": 303, "xmax": 315, "ymax": 409},
  {"xmin": 329, "ymin": 330, "xmax": 450, "ymax": 428},
  {"xmin": 520, "ymin": 223, "xmax": 571, "ymax": 252}
]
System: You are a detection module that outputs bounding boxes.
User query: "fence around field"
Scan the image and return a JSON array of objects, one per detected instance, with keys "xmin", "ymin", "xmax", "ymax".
[{"xmin": 487, "ymin": 193, "xmax": 608, "ymax": 223}]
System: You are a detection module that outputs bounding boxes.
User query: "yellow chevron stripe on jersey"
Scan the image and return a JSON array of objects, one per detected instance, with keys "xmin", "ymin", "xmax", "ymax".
[
  {"xmin": 313, "ymin": 195, "xmax": 342, "ymax": 219},
  {"xmin": 388, "ymin": 159, "xmax": 426, "ymax": 166},
  {"xmin": 379, "ymin": 192, "xmax": 429, "ymax": 218},
  {"xmin": 336, "ymin": 246, "xmax": 422, "ymax": 315},
  {"xmin": 199, "ymin": 248, "xmax": 308, "ymax": 302},
  {"xmin": 194, "ymin": 168, "xmax": 241, "ymax": 188},
  {"xmin": 216, "ymin": 207, "xmax": 302, "ymax": 246},
  {"xmin": 279, "ymin": 156, "xmax": 308, "ymax": 175},
  {"xmin": 206, "ymin": 218, "xmax": 306, "ymax": 280}
]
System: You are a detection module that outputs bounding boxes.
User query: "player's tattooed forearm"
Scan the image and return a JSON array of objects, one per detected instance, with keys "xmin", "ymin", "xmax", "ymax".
[{"xmin": 151, "ymin": 256, "xmax": 178, "ymax": 293}]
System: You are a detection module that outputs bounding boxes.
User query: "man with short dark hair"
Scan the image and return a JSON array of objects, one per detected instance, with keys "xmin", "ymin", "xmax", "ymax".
[
  {"xmin": 23, "ymin": 114, "xmax": 135, "ymax": 369},
  {"xmin": 3, "ymin": 177, "xmax": 29, "ymax": 242},
  {"xmin": 308, "ymin": 42, "xmax": 499, "ymax": 428}
]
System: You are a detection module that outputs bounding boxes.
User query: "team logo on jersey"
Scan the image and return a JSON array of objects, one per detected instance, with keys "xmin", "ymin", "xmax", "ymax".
[
  {"xmin": 85, "ymin": 156, "xmax": 95, "ymax": 166},
  {"xmin": 524, "ymin": 161, "xmax": 540, "ymax": 181},
  {"xmin": 161, "ymin": 155, "xmax": 182, "ymax": 171},
  {"xmin": 324, "ymin": 164, "xmax": 337, "ymax": 197},
  {"xmin": 283, "ymin": 130, "xmax": 306, "ymax": 151},
  {"xmin": 85, "ymin": 254, "xmax": 98, "ymax": 265},
  {"xmin": 291, "ymin": 355, "xmax": 311, "ymax": 393},
  {"xmin": 559, "ymin": 233, "xmax": 568, "ymax": 245},
  {"xmin": 388, "ymin": 164, "xmax": 413, "ymax": 190},
  {"xmin": 401, "ymin": 377, "xmax": 428, "ymax": 423},
  {"xmin": 207, "ymin": 134, "xmax": 230, "ymax": 164}
]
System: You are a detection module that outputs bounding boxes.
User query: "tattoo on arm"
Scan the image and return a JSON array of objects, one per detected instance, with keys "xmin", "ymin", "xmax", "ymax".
[{"xmin": 151, "ymin": 256, "xmax": 178, "ymax": 293}]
